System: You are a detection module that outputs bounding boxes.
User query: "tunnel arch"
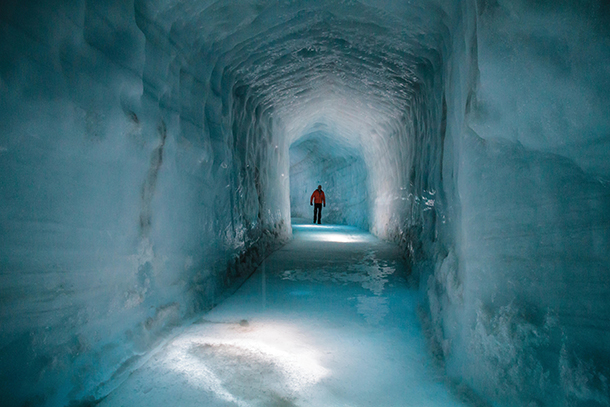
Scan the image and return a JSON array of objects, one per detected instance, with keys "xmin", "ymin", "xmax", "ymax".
[
  {"xmin": 288, "ymin": 126, "xmax": 369, "ymax": 228},
  {"xmin": 205, "ymin": 2, "xmax": 450, "ymax": 239}
]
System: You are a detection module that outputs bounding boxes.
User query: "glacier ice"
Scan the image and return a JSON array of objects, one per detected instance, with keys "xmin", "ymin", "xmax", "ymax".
[
  {"xmin": 0, "ymin": 0, "xmax": 609, "ymax": 406},
  {"xmin": 96, "ymin": 222, "xmax": 470, "ymax": 407}
]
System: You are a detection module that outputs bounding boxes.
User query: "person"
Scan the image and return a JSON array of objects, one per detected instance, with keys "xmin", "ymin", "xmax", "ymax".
[{"xmin": 310, "ymin": 185, "xmax": 326, "ymax": 224}]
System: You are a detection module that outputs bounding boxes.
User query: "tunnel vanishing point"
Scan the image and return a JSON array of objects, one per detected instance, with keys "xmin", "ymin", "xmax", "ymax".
[{"xmin": 1, "ymin": 1, "xmax": 610, "ymax": 406}]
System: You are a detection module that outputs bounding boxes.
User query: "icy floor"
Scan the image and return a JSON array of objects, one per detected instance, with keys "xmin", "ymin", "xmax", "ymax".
[{"xmin": 99, "ymin": 220, "xmax": 468, "ymax": 407}]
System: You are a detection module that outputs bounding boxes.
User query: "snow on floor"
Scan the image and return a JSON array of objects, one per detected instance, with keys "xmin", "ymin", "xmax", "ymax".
[{"xmin": 99, "ymin": 220, "xmax": 468, "ymax": 407}]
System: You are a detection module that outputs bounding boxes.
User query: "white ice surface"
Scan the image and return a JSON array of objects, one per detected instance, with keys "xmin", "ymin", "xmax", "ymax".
[{"xmin": 99, "ymin": 220, "xmax": 468, "ymax": 407}]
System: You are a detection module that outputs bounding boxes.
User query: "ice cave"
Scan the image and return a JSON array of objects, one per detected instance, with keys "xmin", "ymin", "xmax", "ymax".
[{"xmin": 1, "ymin": 1, "xmax": 609, "ymax": 406}]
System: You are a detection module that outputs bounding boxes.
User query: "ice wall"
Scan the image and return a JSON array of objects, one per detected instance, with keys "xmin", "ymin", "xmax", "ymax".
[
  {"xmin": 463, "ymin": 2, "xmax": 610, "ymax": 403},
  {"xmin": 0, "ymin": 1, "xmax": 288, "ymax": 405},
  {"xmin": 421, "ymin": 1, "xmax": 610, "ymax": 406}
]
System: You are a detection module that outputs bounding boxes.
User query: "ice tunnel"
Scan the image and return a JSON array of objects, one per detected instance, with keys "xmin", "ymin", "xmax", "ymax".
[{"xmin": 1, "ymin": 0, "xmax": 610, "ymax": 406}]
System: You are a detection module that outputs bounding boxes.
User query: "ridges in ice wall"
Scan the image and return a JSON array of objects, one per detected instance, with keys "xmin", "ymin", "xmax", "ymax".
[
  {"xmin": 452, "ymin": 130, "xmax": 610, "ymax": 406},
  {"xmin": 420, "ymin": 1, "xmax": 610, "ymax": 406},
  {"xmin": 0, "ymin": 1, "xmax": 288, "ymax": 406},
  {"xmin": 229, "ymin": 80, "xmax": 291, "ymax": 232}
]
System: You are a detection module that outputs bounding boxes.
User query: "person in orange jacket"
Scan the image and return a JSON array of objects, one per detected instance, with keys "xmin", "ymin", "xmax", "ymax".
[{"xmin": 310, "ymin": 185, "xmax": 326, "ymax": 224}]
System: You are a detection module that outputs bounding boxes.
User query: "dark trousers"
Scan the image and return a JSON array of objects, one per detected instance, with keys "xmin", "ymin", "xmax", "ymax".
[{"xmin": 313, "ymin": 203, "xmax": 323, "ymax": 224}]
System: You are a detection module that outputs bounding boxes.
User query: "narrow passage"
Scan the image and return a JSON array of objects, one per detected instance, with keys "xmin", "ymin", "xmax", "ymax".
[{"xmin": 100, "ymin": 220, "xmax": 467, "ymax": 407}]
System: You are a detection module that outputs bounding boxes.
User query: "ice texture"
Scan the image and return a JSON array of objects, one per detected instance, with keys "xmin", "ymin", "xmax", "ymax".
[
  {"xmin": 97, "ymin": 223, "xmax": 471, "ymax": 407},
  {"xmin": 0, "ymin": 0, "xmax": 609, "ymax": 406},
  {"xmin": 439, "ymin": 3, "xmax": 610, "ymax": 406}
]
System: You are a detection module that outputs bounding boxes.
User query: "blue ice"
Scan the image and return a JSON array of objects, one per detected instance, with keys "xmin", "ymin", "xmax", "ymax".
[{"xmin": 98, "ymin": 220, "xmax": 469, "ymax": 407}]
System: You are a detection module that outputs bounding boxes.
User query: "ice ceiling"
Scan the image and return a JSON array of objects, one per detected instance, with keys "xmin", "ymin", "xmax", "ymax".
[
  {"xmin": 1, "ymin": 0, "xmax": 610, "ymax": 406},
  {"xmin": 145, "ymin": 0, "xmax": 451, "ymax": 237}
]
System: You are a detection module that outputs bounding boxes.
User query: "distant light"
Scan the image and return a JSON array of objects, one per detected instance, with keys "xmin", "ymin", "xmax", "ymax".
[
  {"xmin": 293, "ymin": 224, "xmax": 335, "ymax": 230},
  {"xmin": 306, "ymin": 232, "xmax": 371, "ymax": 243},
  {"xmin": 292, "ymin": 224, "xmax": 373, "ymax": 243}
]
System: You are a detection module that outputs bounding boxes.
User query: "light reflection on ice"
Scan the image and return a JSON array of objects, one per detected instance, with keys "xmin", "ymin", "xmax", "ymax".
[
  {"xmin": 292, "ymin": 224, "xmax": 375, "ymax": 243},
  {"xmin": 163, "ymin": 321, "xmax": 328, "ymax": 404},
  {"xmin": 98, "ymin": 217, "xmax": 468, "ymax": 407},
  {"xmin": 292, "ymin": 224, "xmax": 350, "ymax": 231},
  {"xmin": 164, "ymin": 345, "xmax": 243, "ymax": 405},
  {"xmin": 305, "ymin": 232, "xmax": 372, "ymax": 243}
]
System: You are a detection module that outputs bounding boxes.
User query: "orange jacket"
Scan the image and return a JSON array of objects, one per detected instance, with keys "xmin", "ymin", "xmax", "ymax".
[{"xmin": 310, "ymin": 189, "xmax": 326, "ymax": 205}]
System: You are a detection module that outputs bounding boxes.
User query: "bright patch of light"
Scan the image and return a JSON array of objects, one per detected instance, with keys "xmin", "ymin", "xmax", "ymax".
[
  {"xmin": 162, "ymin": 321, "xmax": 329, "ymax": 405},
  {"xmin": 292, "ymin": 224, "xmax": 339, "ymax": 230},
  {"xmin": 311, "ymin": 232, "xmax": 372, "ymax": 243},
  {"xmin": 292, "ymin": 224, "xmax": 374, "ymax": 243},
  {"xmin": 165, "ymin": 345, "xmax": 243, "ymax": 405}
]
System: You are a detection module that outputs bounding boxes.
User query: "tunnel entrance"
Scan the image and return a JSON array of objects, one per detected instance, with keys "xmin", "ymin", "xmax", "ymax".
[{"xmin": 288, "ymin": 129, "xmax": 369, "ymax": 229}]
